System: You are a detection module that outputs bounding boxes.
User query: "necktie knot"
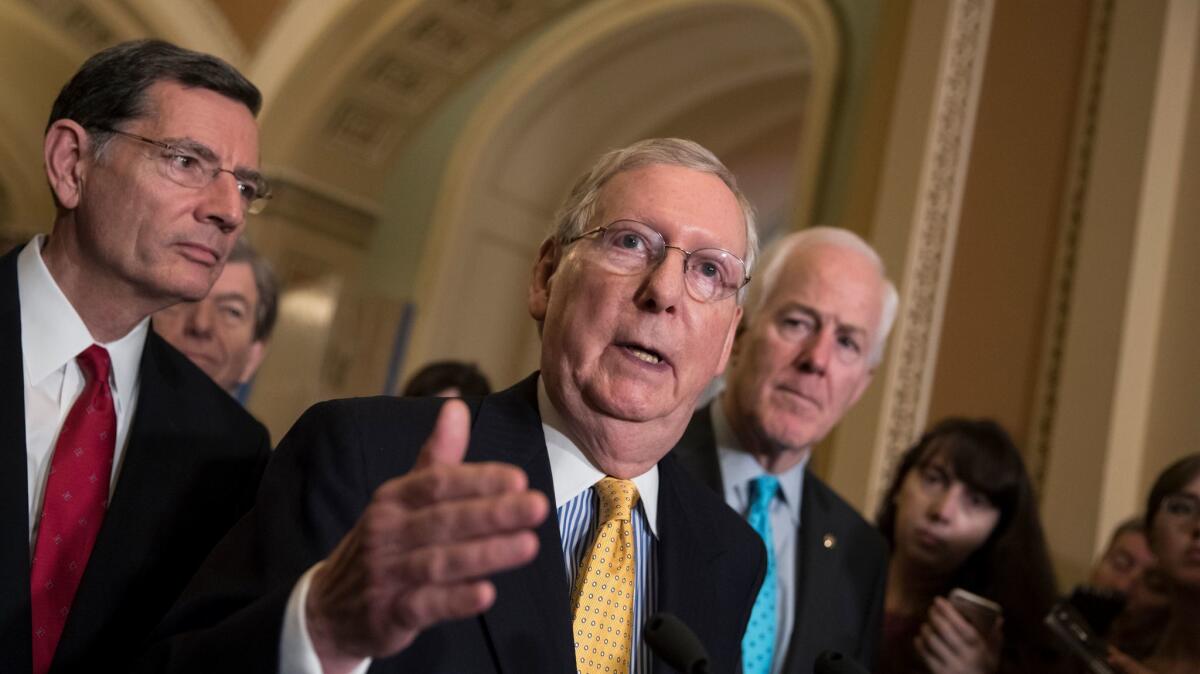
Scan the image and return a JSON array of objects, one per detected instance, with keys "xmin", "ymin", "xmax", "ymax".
[
  {"xmin": 750, "ymin": 474, "xmax": 779, "ymax": 511},
  {"xmin": 596, "ymin": 477, "xmax": 638, "ymax": 524},
  {"xmin": 76, "ymin": 345, "xmax": 112, "ymax": 388}
]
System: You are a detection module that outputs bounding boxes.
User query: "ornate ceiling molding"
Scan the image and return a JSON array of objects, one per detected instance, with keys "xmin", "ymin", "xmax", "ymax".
[
  {"xmin": 21, "ymin": 0, "xmax": 246, "ymax": 64},
  {"xmin": 318, "ymin": 0, "xmax": 581, "ymax": 170}
]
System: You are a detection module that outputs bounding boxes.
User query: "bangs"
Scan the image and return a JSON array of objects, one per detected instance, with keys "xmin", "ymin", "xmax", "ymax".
[{"xmin": 918, "ymin": 429, "xmax": 1023, "ymax": 510}]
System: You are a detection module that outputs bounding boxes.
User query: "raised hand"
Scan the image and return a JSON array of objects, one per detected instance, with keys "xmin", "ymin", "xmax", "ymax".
[
  {"xmin": 304, "ymin": 400, "xmax": 550, "ymax": 673},
  {"xmin": 915, "ymin": 597, "xmax": 1002, "ymax": 674}
]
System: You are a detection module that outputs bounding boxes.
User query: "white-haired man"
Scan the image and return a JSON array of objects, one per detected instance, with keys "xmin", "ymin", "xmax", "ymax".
[{"xmin": 673, "ymin": 227, "xmax": 899, "ymax": 674}]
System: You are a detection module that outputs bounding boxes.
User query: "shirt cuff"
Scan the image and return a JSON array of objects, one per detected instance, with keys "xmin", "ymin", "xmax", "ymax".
[{"xmin": 279, "ymin": 563, "xmax": 372, "ymax": 674}]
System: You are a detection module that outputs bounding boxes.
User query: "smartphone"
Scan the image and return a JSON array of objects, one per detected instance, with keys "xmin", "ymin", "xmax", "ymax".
[
  {"xmin": 1044, "ymin": 600, "xmax": 1116, "ymax": 674},
  {"xmin": 1066, "ymin": 585, "xmax": 1126, "ymax": 636},
  {"xmin": 948, "ymin": 588, "xmax": 1002, "ymax": 635}
]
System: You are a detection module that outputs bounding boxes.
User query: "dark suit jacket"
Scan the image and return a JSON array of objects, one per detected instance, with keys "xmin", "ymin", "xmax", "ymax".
[
  {"xmin": 153, "ymin": 374, "xmax": 765, "ymax": 673},
  {"xmin": 672, "ymin": 405, "xmax": 888, "ymax": 674},
  {"xmin": 0, "ymin": 246, "xmax": 271, "ymax": 673}
]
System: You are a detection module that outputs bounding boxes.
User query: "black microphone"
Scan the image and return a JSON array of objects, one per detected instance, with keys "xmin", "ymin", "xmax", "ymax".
[
  {"xmin": 814, "ymin": 650, "xmax": 871, "ymax": 674},
  {"xmin": 644, "ymin": 612, "xmax": 711, "ymax": 674}
]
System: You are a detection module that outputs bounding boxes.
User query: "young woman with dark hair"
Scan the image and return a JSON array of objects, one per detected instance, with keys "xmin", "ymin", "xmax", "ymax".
[
  {"xmin": 1109, "ymin": 453, "xmax": 1200, "ymax": 674},
  {"xmin": 876, "ymin": 417, "xmax": 1061, "ymax": 674}
]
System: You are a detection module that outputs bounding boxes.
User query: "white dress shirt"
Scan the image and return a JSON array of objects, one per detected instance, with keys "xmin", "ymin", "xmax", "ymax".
[
  {"xmin": 711, "ymin": 400, "xmax": 808, "ymax": 674},
  {"xmin": 280, "ymin": 377, "xmax": 662, "ymax": 674},
  {"xmin": 18, "ymin": 235, "xmax": 147, "ymax": 548}
]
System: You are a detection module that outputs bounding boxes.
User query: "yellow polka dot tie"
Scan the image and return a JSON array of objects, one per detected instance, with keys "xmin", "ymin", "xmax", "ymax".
[{"xmin": 571, "ymin": 477, "xmax": 639, "ymax": 674}]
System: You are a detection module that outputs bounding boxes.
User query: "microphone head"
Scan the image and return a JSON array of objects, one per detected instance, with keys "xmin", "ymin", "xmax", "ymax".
[
  {"xmin": 644, "ymin": 612, "xmax": 710, "ymax": 674},
  {"xmin": 814, "ymin": 650, "xmax": 871, "ymax": 674}
]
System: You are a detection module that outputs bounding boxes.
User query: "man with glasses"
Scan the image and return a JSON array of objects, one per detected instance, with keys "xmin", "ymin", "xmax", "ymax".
[
  {"xmin": 0, "ymin": 40, "xmax": 269, "ymax": 673},
  {"xmin": 672, "ymin": 228, "xmax": 898, "ymax": 674},
  {"xmin": 153, "ymin": 139, "xmax": 765, "ymax": 674}
]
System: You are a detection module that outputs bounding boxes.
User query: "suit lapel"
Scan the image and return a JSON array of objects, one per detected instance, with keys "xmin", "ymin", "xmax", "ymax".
[
  {"xmin": 472, "ymin": 375, "xmax": 575, "ymax": 674},
  {"xmin": 786, "ymin": 471, "xmax": 836, "ymax": 671},
  {"xmin": 0, "ymin": 248, "xmax": 33, "ymax": 672},
  {"xmin": 656, "ymin": 456, "xmax": 732, "ymax": 650},
  {"xmin": 672, "ymin": 405, "xmax": 725, "ymax": 492}
]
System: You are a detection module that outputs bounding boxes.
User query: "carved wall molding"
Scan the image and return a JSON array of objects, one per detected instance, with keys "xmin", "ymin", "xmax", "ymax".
[
  {"xmin": 1025, "ymin": 0, "xmax": 1114, "ymax": 492},
  {"xmin": 876, "ymin": 0, "xmax": 995, "ymax": 485}
]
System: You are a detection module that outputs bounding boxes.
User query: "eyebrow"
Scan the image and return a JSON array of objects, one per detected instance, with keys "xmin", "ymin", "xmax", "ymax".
[
  {"xmin": 212, "ymin": 292, "xmax": 252, "ymax": 306},
  {"xmin": 162, "ymin": 136, "xmax": 264, "ymax": 183},
  {"xmin": 782, "ymin": 302, "xmax": 869, "ymax": 340}
]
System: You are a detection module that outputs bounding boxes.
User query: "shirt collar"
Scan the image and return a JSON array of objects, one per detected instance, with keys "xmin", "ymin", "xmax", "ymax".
[
  {"xmin": 538, "ymin": 376, "xmax": 660, "ymax": 536},
  {"xmin": 18, "ymin": 235, "xmax": 149, "ymax": 412},
  {"xmin": 711, "ymin": 396, "xmax": 807, "ymax": 526}
]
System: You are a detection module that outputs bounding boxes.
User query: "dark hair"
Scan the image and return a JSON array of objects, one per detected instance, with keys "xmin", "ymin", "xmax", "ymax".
[
  {"xmin": 48, "ymin": 39, "xmax": 260, "ymax": 156},
  {"xmin": 1145, "ymin": 453, "xmax": 1200, "ymax": 534},
  {"xmin": 877, "ymin": 417, "xmax": 1060, "ymax": 672},
  {"xmin": 403, "ymin": 361, "xmax": 492, "ymax": 398},
  {"xmin": 226, "ymin": 238, "xmax": 279, "ymax": 341}
]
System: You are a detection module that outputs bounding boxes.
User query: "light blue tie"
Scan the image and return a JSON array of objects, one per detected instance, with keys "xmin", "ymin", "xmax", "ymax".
[{"xmin": 742, "ymin": 474, "xmax": 779, "ymax": 674}]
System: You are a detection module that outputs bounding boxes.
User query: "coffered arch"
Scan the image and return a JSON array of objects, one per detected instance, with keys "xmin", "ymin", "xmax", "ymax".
[{"xmin": 398, "ymin": 0, "xmax": 840, "ymax": 386}]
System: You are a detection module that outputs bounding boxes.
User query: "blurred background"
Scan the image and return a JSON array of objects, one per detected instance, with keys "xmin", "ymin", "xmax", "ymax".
[{"xmin": 0, "ymin": 0, "xmax": 1196, "ymax": 587}]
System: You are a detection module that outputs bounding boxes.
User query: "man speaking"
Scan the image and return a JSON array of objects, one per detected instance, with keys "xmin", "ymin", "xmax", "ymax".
[{"xmin": 155, "ymin": 138, "xmax": 767, "ymax": 674}]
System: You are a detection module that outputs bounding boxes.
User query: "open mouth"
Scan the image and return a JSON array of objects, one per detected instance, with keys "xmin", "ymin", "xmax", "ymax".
[{"xmin": 619, "ymin": 342, "xmax": 666, "ymax": 366}]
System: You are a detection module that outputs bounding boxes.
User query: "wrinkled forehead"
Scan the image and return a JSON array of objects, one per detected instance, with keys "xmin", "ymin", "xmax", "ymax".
[
  {"xmin": 595, "ymin": 164, "xmax": 746, "ymax": 255},
  {"xmin": 133, "ymin": 81, "xmax": 260, "ymax": 167},
  {"xmin": 769, "ymin": 245, "xmax": 883, "ymax": 318}
]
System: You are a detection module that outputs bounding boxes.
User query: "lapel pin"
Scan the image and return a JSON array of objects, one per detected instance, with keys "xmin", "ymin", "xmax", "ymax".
[{"xmin": 822, "ymin": 533, "xmax": 837, "ymax": 549}]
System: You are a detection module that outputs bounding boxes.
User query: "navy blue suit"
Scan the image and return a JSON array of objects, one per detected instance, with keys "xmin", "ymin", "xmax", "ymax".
[
  {"xmin": 154, "ymin": 375, "xmax": 765, "ymax": 673},
  {"xmin": 672, "ymin": 405, "xmax": 888, "ymax": 674}
]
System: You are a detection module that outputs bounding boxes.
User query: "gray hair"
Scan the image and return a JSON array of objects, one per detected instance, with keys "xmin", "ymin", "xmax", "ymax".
[
  {"xmin": 745, "ymin": 226, "xmax": 899, "ymax": 366},
  {"xmin": 226, "ymin": 238, "xmax": 279, "ymax": 341},
  {"xmin": 549, "ymin": 138, "xmax": 759, "ymax": 302}
]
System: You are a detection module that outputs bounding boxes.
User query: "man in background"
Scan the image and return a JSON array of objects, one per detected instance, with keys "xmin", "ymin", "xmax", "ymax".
[
  {"xmin": 402, "ymin": 360, "xmax": 492, "ymax": 398},
  {"xmin": 0, "ymin": 40, "xmax": 269, "ymax": 673},
  {"xmin": 673, "ymin": 226, "xmax": 899, "ymax": 674},
  {"xmin": 154, "ymin": 237, "xmax": 279, "ymax": 394}
]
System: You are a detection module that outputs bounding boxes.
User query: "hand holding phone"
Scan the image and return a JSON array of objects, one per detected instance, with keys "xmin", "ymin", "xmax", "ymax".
[{"xmin": 949, "ymin": 588, "xmax": 1003, "ymax": 636}]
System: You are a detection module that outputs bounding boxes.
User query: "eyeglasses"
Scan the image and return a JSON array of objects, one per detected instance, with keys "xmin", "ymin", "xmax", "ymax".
[
  {"xmin": 566, "ymin": 219, "xmax": 750, "ymax": 302},
  {"xmin": 95, "ymin": 127, "xmax": 272, "ymax": 215},
  {"xmin": 1161, "ymin": 492, "xmax": 1200, "ymax": 525}
]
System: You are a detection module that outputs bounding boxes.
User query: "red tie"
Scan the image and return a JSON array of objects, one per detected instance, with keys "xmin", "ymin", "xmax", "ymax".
[{"xmin": 30, "ymin": 345, "xmax": 116, "ymax": 674}]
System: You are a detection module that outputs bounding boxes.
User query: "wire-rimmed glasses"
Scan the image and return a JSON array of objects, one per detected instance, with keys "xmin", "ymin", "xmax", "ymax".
[
  {"xmin": 95, "ymin": 127, "xmax": 272, "ymax": 215},
  {"xmin": 567, "ymin": 219, "xmax": 750, "ymax": 302}
]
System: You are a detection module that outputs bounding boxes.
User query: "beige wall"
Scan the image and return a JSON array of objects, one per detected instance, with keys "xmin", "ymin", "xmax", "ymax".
[
  {"xmin": 1040, "ymin": 0, "xmax": 1199, "ymax": 584},
  {"xmin": 1137, "ymin": 0, "xmax": 1200, "ymax": 510},
  {"xmin": 926, "ymin": 0, "xmax": 1090, "ymax": 449}
]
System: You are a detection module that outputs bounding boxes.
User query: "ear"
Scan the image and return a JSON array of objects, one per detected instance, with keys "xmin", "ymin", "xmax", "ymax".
[
  {"xmin": 238, "ymin": 340, "xmax": 267, "ymax": 385},
  {"xmin": 713, "ymin": 305, "xmax": 743, "ymax": 375},
  {"xmin": 44, "ymin": 120, "xmax": 92, "ymax": 210},
  {"xmin": 727, "ymin": 313, "xmax": 750, "ymax": 366},
  {"xmin": 528, "ymin": 238, "xmax": 560, "ymax": 322}
]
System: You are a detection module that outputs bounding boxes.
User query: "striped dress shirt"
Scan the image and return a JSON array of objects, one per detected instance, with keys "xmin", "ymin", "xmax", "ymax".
[{"xmin": 539, "ymin": 379, "xmax": 660, "ymax": 674}]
